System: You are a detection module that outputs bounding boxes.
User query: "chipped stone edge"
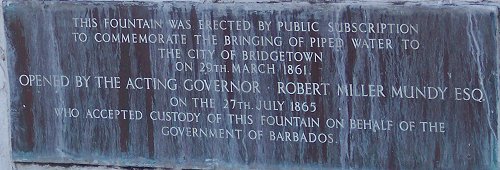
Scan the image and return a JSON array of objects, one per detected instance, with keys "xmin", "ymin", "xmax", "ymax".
[{"xmin": 0, "ymin": 1, "xmax": 13, "ymax": 170}]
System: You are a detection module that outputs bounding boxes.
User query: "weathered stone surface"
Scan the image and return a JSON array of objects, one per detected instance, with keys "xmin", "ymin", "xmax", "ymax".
[{"xmin": 3, "ymin": 1, "xmax": 499, "ymax": 169}]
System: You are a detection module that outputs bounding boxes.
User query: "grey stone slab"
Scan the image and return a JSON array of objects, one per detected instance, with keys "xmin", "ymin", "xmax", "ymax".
[{"xmin": 3, "ymin": 1, "xmax": 499, "ymax": 169}]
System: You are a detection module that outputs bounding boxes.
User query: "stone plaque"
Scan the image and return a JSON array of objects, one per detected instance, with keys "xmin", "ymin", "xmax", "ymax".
[{"xmin": 3, "ymin": 1, "xmax": 499, "ymax": 169}]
